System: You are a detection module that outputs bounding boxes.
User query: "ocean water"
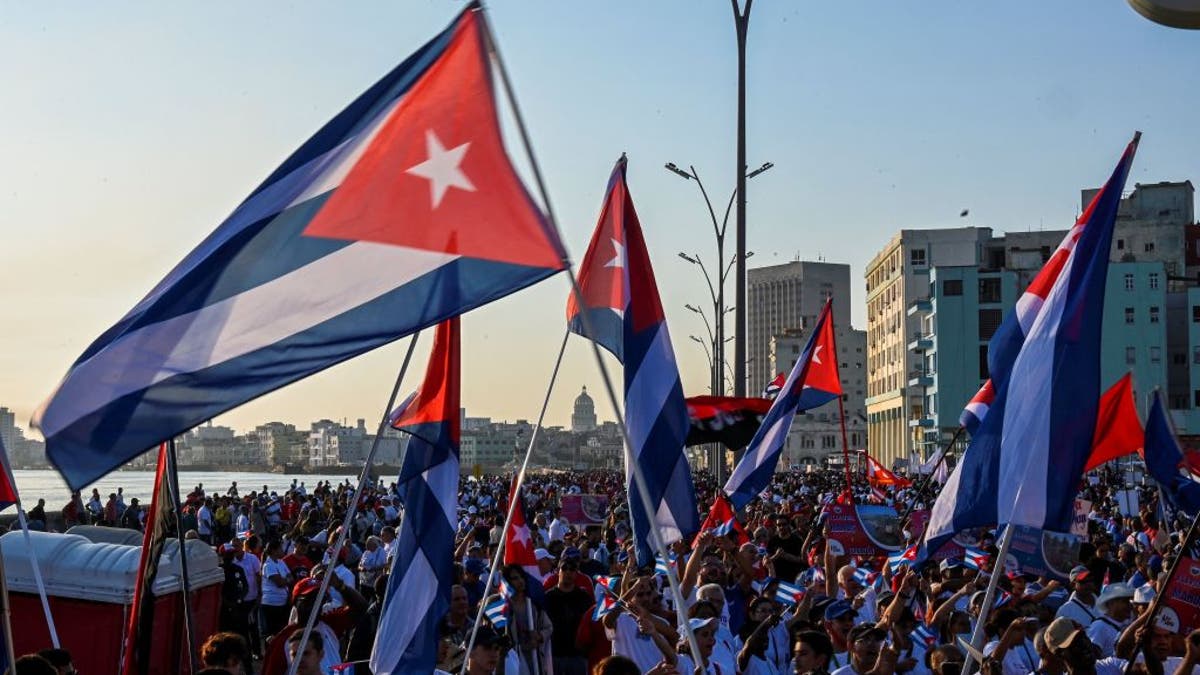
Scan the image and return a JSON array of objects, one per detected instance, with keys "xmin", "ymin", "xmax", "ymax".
[{"xmin": 12, "ymin": 469, "xmax": 369, "ymax": 507}]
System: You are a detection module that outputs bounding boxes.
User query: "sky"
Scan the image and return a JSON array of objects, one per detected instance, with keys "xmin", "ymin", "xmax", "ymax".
[{"xmin": 2, "ymin": 1, "xmax": 1198, "ymax": 440}]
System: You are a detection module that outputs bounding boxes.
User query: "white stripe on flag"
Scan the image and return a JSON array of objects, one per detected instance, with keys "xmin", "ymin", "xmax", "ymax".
[
  {"xmin": 370, "ymin": 548, "xmax": 439, "ymax": 674},
  {"xmin": 37, "ymin": 243, "xmax": 459, "ymax": 437},
  {"xmin": 623, "ymin": 324, "xmax": 681, "ymax": 455},
  {"xmin": 996, "ymin": 250, "xmax": 1077, "ymax": 527}
]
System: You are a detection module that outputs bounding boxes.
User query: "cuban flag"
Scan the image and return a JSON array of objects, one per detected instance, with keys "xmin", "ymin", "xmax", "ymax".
[
  {"xmin": 774, "ymin": 581, "xmax": 806, "ymax": 607},
  {"xmin": 762, "ymin": 373, "xmax": 786, "ymax": 399},
  {"xmin": 654, "ymin": 555, "xmax": 673, "ymax": 577},
  {"xmin": 963, "ymin": 547, "xmax": 989, "ymax": 571},
  {"xmin": 694, "ymin": 494, "xmax": 749, "ymax": 546},
  {"xmin": 725, "ymin": 298, "xmax": 842, "ymax": 509},
  {"xmin": 502, "ymin": 477, "xmax": 545, "ymax": 606},
  {"xmin": 1144, "ymin": 391, "xmax": 1200, "ymax": 514},
  {"xmin": 592, "ymin": 591, "xmax": 620, "ymax": 621},
  {"xmin": 853, "ymin": 567, "xmax": 882, "ymax": 590},
  {"xmin": 568, "ymin": 155, "xmax": 698, "ymax": 565},
  {"xmin": 865, "ymin": 453, "xmax": 912, "ymax": 488},
  {"xmin": 484, "ymin": 595, "xmax": 510, "ymax": 630},
  {"xmin": 888, "ymin": 545, "xmax": 919, "ymax": 573},
  {"xmin": 921, "ymin": 134, "xmax": 1140, "ymax": 561},
  {"xmin": 798, "ymin": 566, "xmax": 826, "ymax": 588},
  {"xmin": 912, "ymin": 624, "xmax": 938, "ymax": 648},
  {"xmin": 371, "ymin": 318, "xmax": 462, "ymax": 674},
  {"xmin": 35, "ymin": 3, "xmax": 567, "ymax": 491},
  {"xmin": 959, "ymin": 381, "xmax": 995, "ymax": 434}
]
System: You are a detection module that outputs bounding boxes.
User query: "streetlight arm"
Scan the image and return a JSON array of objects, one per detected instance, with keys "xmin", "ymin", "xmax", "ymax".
[{"xmin": 689, "ymin": 166, "xmax": 724, "ymax": 243}]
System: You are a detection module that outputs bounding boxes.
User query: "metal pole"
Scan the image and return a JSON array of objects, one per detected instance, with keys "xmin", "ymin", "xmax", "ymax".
[
  {"xmin": 960, "ymin": 524, "xmax": 1015, "ymax": 675},
  {"xmin": 732, "ymin": 0, "xmax": 752, "ymax": 401},
  {"xmin": 165, "ymin": 439, "xmax": 199, "ymax": 675},
  {"xmin": 287, "ymin": 333, "xmax": 422, "ymax": 675}
]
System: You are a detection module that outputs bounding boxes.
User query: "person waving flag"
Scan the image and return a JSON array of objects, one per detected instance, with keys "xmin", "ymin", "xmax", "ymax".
[{"xmin": 567, "ymin": 155, "xmax": 698, "ymax": 566}]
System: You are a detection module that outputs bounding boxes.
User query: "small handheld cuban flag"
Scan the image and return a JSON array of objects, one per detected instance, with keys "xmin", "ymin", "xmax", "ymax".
[
  {"xmin": 993, "ymin": 590, "xmax": 1012, "ymax": 608},
  {"xmin": 963, "ymin": 547, "xmax": 989, "ymax": 571},
  {"xmin": 888, "ymin": 545, "xmax": 919, "ymax": 573},
  {"xmin": 331, "ymin": 663, "xmax": 356, "ymax": 675},
  {"xmin": 655, "ymin": 556, "xmax": 672, "ymax": 577},
  {"xmin": 594, "ymin": 575, "xmax": 621, "ymax": 595},
  {"xmin": 499, "ymin": 578, "xmax": 515, "ymax": 600},
  {"xmin": 484, "ymin": 595, "xmax": 510, "ymax": 630},
  {"xmin": 762, "ymin": 372, "xmax": 786, "ymax": 399},
  {"xmin": 853, "ymin": 566, "xmax": 881, "ymax": 590},
  {"xmin": 798, "ymin": 566, "xmax": 826, "ymax": 588},
  {"xmin": 592, "ymin": 591, "xmax": 620, "ymax": 621},
  {"xmin": 912, "ymin": 624, "xmax": 938, "ymax": 649},
  {"xmin": 774, "ymin": 581, "xmax": 806, "ymax": 607}
]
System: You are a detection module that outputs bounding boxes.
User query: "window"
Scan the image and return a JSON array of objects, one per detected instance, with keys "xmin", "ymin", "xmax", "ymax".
[
  {"xmin": 1175, "ymin": 353, "xmax": 1187, "ymax": 366},
  {"xmin": 821, "ymin": 435, "xmax": 837, "ymax": 449},
  {"xmin": 1150, "ymin": 306, "xmax": 1160, "ymax": 324},
  {"xmin": 1195, "ymin": 347, "xmax": 1200, "ymax": 365},
  {"xmin": 911, "ymin": 249, "xmax": 927, "ymax": 266},
  {"xmin": 1151, "ymin": 347, "xmax": 1161, "ymax": 364},
  {"xmin": 1195, "ymin": 390, "xmax": 1200, "ymax": 408},
  {"xmin": 1145, "ymin": 242, "xmax": 1156, "ymax": 253},
  {"xmin": 1124, "ymin": 273, "xmax": 1134, "ymax": 290},
  {"xmin": 1150, "ymin": 273, "xmax": 1160, "ymax": 290},
  {"xmin": 943, "ymin": 279, "xmax": 963, "ymax": 296},
  {"xmin": 1117, "ymin": 238, "xmax": 1125, "ymax": 250},
  {"xmin": 1127, "ymin": 347, "xmax": 1136, "ymax": 365},
  {"xmin": 1172, "ymin": 394, "xmax": 1189, "ymax": 409},
  {"xmin": 979, "ymin": 278, "xmax": 1002, "ymax": 303},
  {"xmin": 978, "ymin": 309, "xmax": 1003, "ymax": 340},
  {"xmin": 1194, "ymin": 306, "xmax": 1200, "ymax": 323},
  {"xmin": 1125, "ymin": 307, "xmax": 1135, "ymax": 324},
  {"xmin": 979, "ymin": 345, "xmax": 990, "ymax": 380}
]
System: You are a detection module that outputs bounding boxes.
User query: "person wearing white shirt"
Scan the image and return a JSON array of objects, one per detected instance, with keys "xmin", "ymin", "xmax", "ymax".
[
  {"xmin": 1056, "ymin": 565, "xmax": 1101, "ymax": 628},
  {"xmin": 831, "ymin": 624, "xmax": 896, "ymax": 675},
  {"xmin": 604, "ymin": 577, "xmax": 676, "ymax": 673},
  {"xmin": 1043, "ymin": 616, "xmax": 1128, "ymax": 675},
  {"xmin": 260, "ymin": 540, "xmax": 292, "ymax": 640},
  {"xmin": 1086, "ymin": 583, "xmax": 1135, "ymax": 658},
  {"xmin": 677, "ymin": 617, "xmax": 724, "ymax": 675},
  {"xmin": 197, "ymin": 500, "xmax": 215, "ymax": 543},
  {"xmin": 357, "ymin": 536, "xmax": 387, "ymax": 593},
  {"xmin": 548, "ymin": 512, "xmax": 568, "ymax": 543}
]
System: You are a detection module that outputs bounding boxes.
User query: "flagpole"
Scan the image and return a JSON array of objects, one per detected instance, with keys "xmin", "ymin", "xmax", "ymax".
[
  {"xmin": 460, "ymin": 328, "xmax": 569, "ymax": 674},
  {"xmin": 287, "ymin": 333, "xmax": 421, "ymax": 675},
  {"xmin": 1122, "ymin": 504, "xmax": 1200, "ymax": 674},
  {"xmin": 525, "ymin": 597, "xmax": 541, "ymax": 675},
  {"xmin": 14, "ymin": 506, "xmax": 58, "ymax": 647},
  {"xmin": 959, "ymin": 524, "xmax": 1014, "ymax": 675},
  {"xmin": 828, "ymin": 304, "xmax": 854, "ymax": 500},
  {"xmin": 897, "ymin": 427, "xmax": 963, "ymax": 527},
  {"xmin": 0, "ymin": 539, "xmax": 17, "ymax": 675},
  {"xmin": 476, "ymin": 10, "xmax": 706, "ymax": 667},
  {"xmin": 165, "ymin": 438, "xmax": 199, "ymax": 675}
]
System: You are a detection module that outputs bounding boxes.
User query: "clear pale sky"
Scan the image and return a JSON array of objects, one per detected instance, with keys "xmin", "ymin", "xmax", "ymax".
[{"xmin": 2, "ymin": 2, "xmax": 1198, "ymax": 441}]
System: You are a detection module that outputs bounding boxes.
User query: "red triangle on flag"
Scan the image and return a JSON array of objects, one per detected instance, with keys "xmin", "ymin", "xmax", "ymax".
[{"xmin": 304, "ymin": 10, "xmax": 565, "ymax": 271}]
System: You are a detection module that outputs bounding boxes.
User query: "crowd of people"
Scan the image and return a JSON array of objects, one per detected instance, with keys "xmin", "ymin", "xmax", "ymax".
[{"xmin": 7, "ymin": 465, "xmax": 1200, "ymax": 675}]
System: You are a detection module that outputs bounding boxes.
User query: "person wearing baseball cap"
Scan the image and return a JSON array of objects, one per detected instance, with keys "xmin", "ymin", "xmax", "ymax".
[
  {"xmin": 1056, "ymin": 566, "xmax": 1100, "ymax": 628},
  {"xmin": 824, "ymin": 600, "xmax": 859, "ymax": 670},
  {"xmin": 1042, "ymin": 616, "xmax": 1129, "ymax": 675},
  {"xmin": 832, "ymin": 624, "xmax": 893, "ymax": 675},
  {"xmin": 1086, "ymin": 583, "xmax": 1134, "ymax": 657}
]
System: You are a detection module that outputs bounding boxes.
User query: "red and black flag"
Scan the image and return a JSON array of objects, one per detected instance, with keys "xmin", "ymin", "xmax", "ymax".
[{"xmin": 122, "ymin": 443, "xmax": 174, "ymax": 675}]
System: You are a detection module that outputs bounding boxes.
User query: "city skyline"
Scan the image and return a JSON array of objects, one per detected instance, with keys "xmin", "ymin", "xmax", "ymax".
[{"xmin": 3, "ymin": 3, "xmax": 1199, "ymax": 442}]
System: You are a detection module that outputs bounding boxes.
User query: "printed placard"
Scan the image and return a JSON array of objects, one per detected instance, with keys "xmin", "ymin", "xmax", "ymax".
[
  {"xmin": 1162, "ymin": 555, "xmax": 1200, "ymax": 634},
  {"xmin": 1003, "ymin": 525, "xmax": 1080, "ymax": 581},
  {"xmin": 826, "ymin": 504, "xmax": 903, "ymax": 556}
]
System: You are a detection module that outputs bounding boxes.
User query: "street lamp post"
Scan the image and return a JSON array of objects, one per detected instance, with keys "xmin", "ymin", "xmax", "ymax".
[
  {"xmin": 733, "ymin": 0, "xmax": 753, "ymax": 403},
  {"xmin": 667, "ymin": 164, "xmax": 770, "ymax": 482}
]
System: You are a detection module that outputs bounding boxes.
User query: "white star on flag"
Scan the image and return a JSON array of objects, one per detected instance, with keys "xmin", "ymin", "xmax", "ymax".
[
  {"xmin": 406, "ymin": 130, "xmax": 475, "ymax": 208},
  {"xmin": 811, "ymin": 345, "xmax": 823, "ymax": 364},
  {"xmin": 511, "ymin": 523, "xmax": 531, "ymax": 549},
  {"xmin": 605, "ymin": 238, "xmax": 625, "ymax": 269}
]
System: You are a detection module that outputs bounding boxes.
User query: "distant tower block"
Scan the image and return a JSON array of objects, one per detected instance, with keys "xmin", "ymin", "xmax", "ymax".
[{"xmin": 572, "ymin": 386, "xmax": 597, "ymax": 432}]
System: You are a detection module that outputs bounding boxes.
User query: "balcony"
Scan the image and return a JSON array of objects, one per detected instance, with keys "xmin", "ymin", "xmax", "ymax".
[
  {"xmin": 908, "ymin": 416, "xmax": 936, "ymax": 428},
  {"xmin": 907, "ymin": 298, "xmax": 932, "ymax": 316},
  {"xmin": 907, "ymin": 334, "xmax": 934, "ymax": 352},
  {"xmin": 908, "ymin": 372, "xmax": 933, "ymax": 387}
]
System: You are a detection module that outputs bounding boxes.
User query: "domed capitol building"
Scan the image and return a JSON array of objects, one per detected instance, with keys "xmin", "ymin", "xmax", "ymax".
[{"xmin": 571, "ymin": 385, "xmax": 597, "ymax": 432}]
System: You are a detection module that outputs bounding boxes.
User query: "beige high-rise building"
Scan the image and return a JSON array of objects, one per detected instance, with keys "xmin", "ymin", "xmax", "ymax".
[
  {"xmin": 747, "ymin": 261, "xmax": 850, "ymax": 395},
  {"xmin": 864, "ymin": 228, "xmax": 992, "ymax": 467}
]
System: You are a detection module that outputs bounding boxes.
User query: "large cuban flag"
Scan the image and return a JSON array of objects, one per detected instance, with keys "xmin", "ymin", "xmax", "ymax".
[
  {"xmin": 372, "ymin": 317, "xmax": 461, "ymax": 674},
  {"xmin": 724, "ymin": 298, "xmax": 842, "ymax": 509},
  {"xmin": 568, "ymin": 155, "xmax": 698, "ymax": 566},
  {"xmin": 922, "ymin": 134, "xmax": 1141, "ymax": 558},
  {"xmin": 35, "ymin": 3, "xmax": 567, "ymax": 490}
]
